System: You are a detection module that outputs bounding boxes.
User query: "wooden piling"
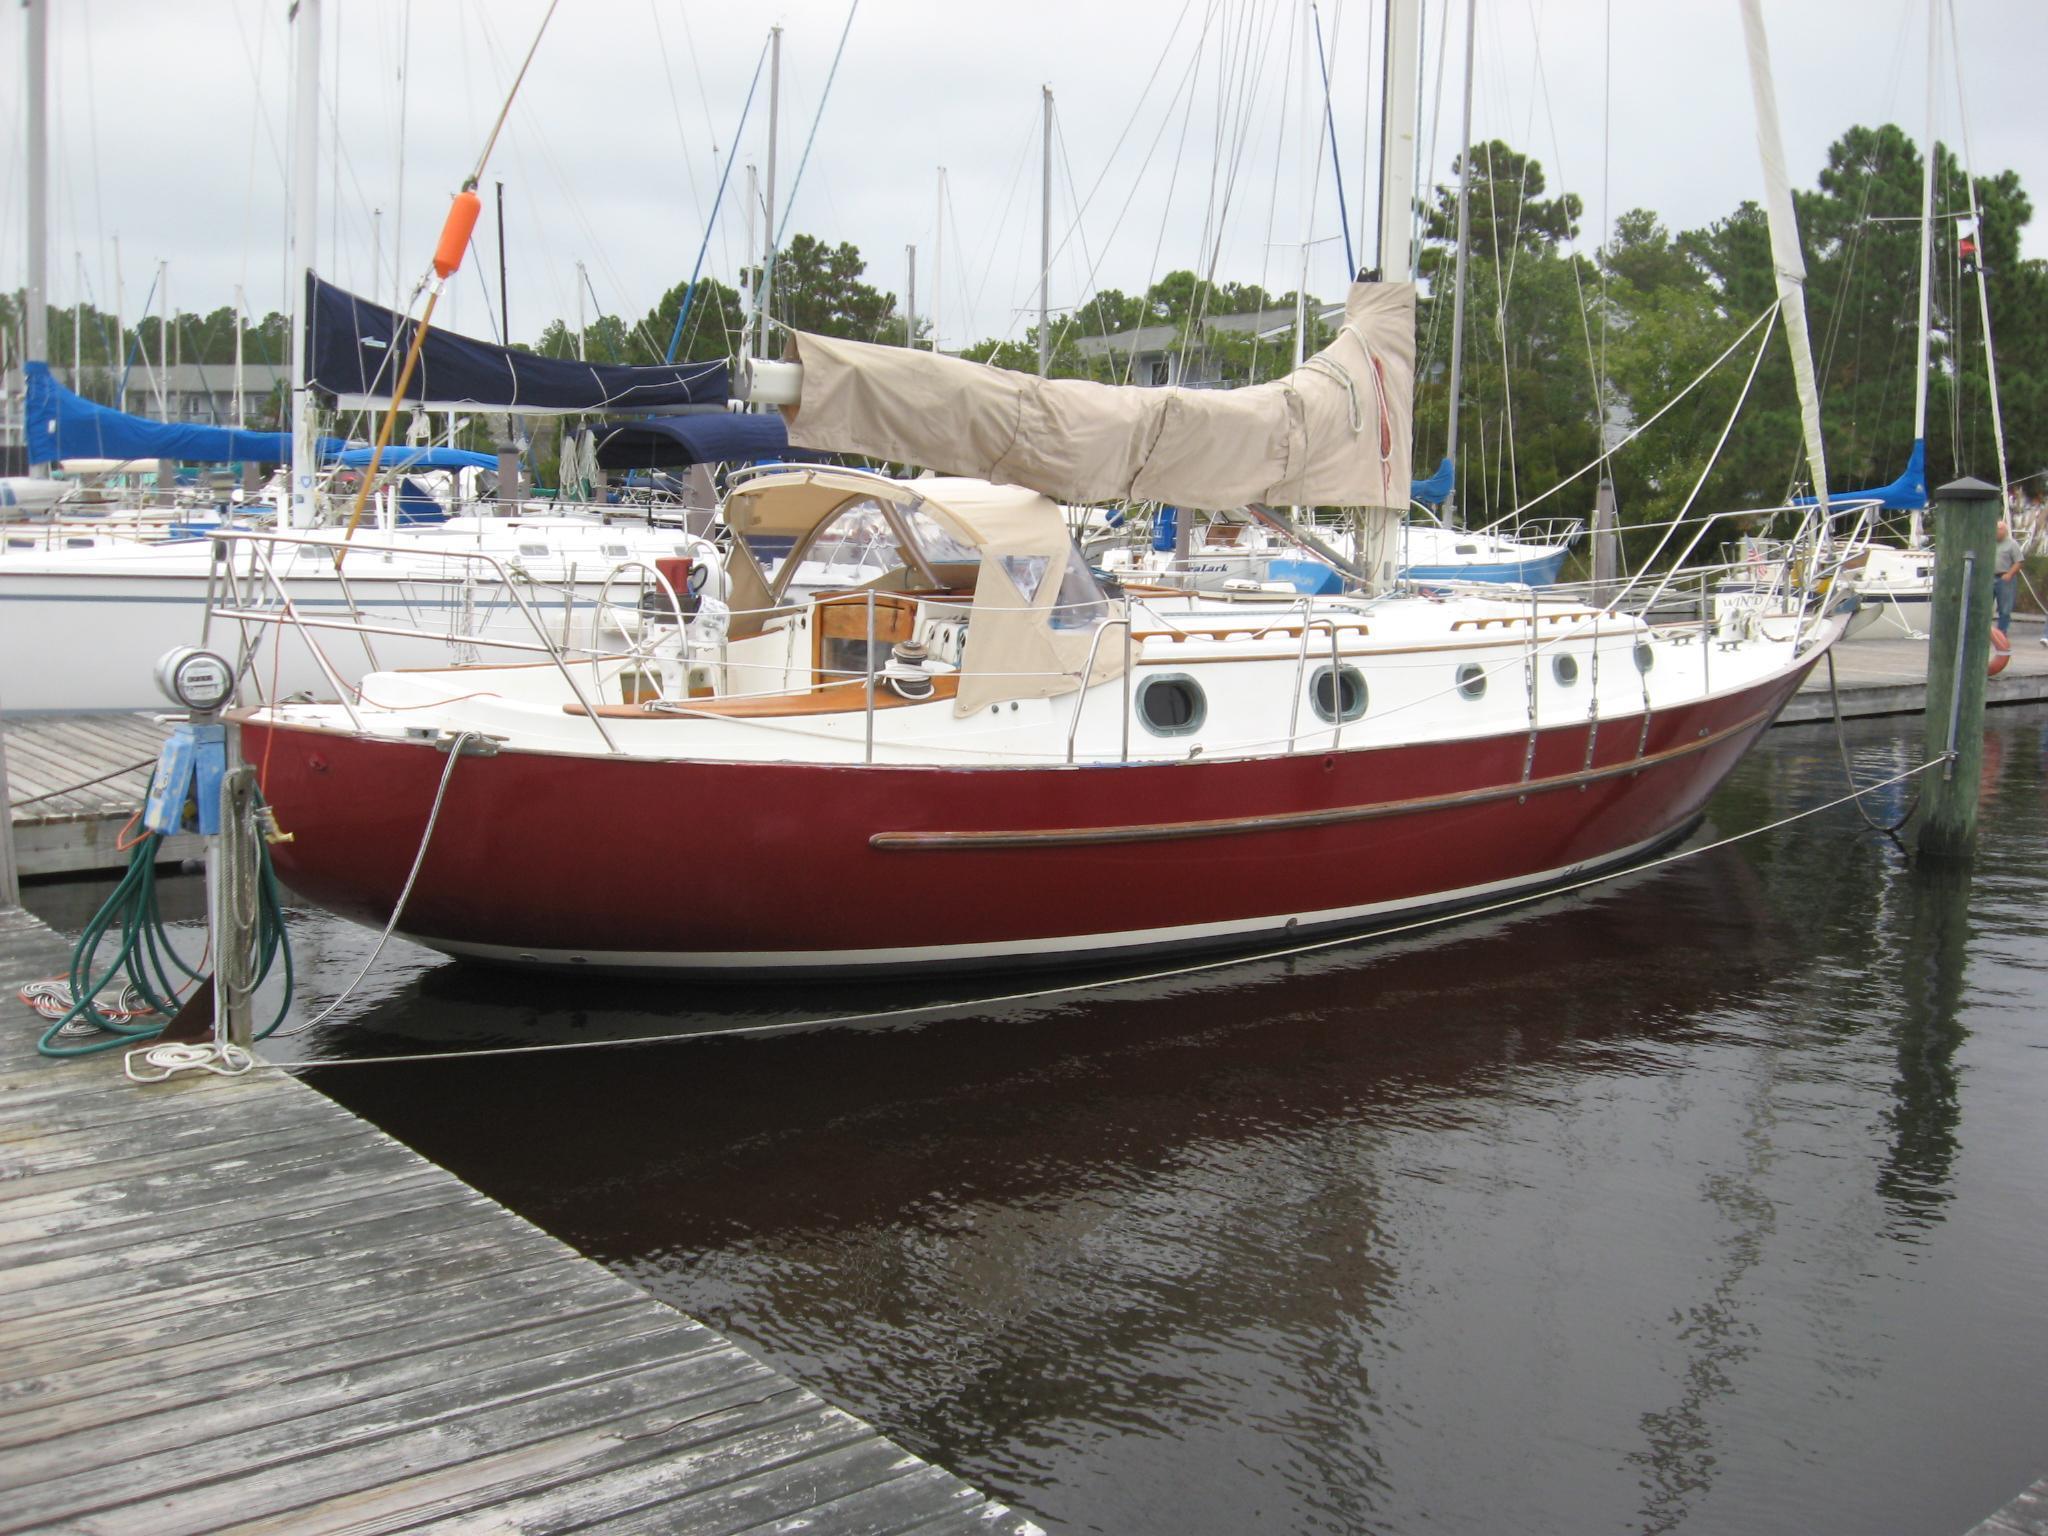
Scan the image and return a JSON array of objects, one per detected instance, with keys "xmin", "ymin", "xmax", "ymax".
[
  {"xmin": 1917, "ymin": 475, "xmax": 2002, "ymax": 858},
  {"xmin": 1592, "ymin": 477, "xmax": 1620, "ymax": 602}
]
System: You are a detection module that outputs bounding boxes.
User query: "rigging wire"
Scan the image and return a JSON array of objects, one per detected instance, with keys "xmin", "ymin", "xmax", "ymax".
[
  {"xmin": 1511, "ymin": 304, "xmax": 1782, "ymax": 521},
  {"xmin": 1111, "ymin": 2, "xmax": 1220, "ymax": 368},
  {"xmin": 1244, "ymin": 0, "xmax": 1294, "ymax": 389},
  {"xmin": 1312, "ymin": 2, "xmax": 1355, "ymax": 278},
  {"xmin": 1020, "ymin": 0, "xmax": 1209, "ymax": 353},
  {"xmin": 270, "ymin": 753, "xmax": 1949, "ymax": 1072},
  {"xmin": 1173, "ymin": 0, "xmax": 1284, "ymax": 385},
  {"xmin": 665, "ymin": 35, "xmax": 769, "ymax": 363},
  {"xmin": 757, "ymin": 0, "xmax": 863, "ymax": 340},
  {"xmin": 1945, "ymin": 0, "xmax": 2012, "ymax": 508},
  {"xmin": 338, "ymin": 0, "xmax": 562, "ymax": 549},
  {"xmin": 646, "ymin": 0, "xmax": 709, "ymax": 237}
]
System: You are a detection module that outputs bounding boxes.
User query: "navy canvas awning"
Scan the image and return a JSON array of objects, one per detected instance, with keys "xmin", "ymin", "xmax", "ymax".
[
  {"xmin": 25, "ymin": 361, "xmax": 310, "ymax": 465},
  {"xmin": 307, "ymin": 274, "xmax": 730, "ymax": 415},
  {"xmin": 587, "ymin": 413, "xmax": 792, "ymax": 470}
]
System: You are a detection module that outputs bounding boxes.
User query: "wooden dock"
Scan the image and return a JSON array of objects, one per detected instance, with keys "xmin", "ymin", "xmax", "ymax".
[
  {"xmin": 2, "ymin": 712, "xmax": 199, "ymax": 879},
  {"xmin": 1967, "ymin": 1474, "xmax": 2048, "ymax": 1535},
  {"xmin": 1779, "ymin": 614, "xmax": 2048, "ymax": 725},
  {"xmin": 0, "ymin": 904, "xmax": 1042, "ymax": 1535}
]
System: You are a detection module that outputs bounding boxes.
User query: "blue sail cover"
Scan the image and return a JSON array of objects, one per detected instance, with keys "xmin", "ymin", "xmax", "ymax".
[
  {"xmin": 330, "ymin": 445, "xmax": 498, "ymax": 471},
  {"xmin": 588, "ymin": 413, "xmax": 790, "ymax": 470},
  {"xmin": 1411, "ymin": 456, "xmax": 1454, "ymax": 507},
  {"xmin": 1795, "ymin": 439, "xmax": 1927, "ymax": 510},
  {"xmin": 308, "ymin": 275, "xmax": 729, "ymax": 414},
  {"xmin": 24, "ymin": 360, "xmax": 306, "ymax": 464}
]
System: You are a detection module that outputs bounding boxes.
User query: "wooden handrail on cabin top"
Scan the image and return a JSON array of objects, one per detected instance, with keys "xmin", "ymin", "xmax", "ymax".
[
  {"xmin": 1131, "ymin": 621, "xmax": 1370, "ymax": 644},
  {"xmin": 564, "ymin": 671, "xmax": 963, "ymax": 720}
]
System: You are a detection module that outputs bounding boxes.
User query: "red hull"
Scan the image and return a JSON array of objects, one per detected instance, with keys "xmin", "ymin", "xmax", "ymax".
[{"xmin": 241, "ymin": 658, "xmax": 1820, "ymax": 974}]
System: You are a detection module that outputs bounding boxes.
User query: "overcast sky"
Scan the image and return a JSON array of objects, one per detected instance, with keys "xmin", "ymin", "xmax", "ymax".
[{"xmin": 4, "ymin": 0, "xmax": 2042, "ymax": 359}]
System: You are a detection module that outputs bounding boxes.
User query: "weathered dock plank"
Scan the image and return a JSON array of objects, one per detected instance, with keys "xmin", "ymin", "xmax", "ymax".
[
  {"xmin": 0, "ymin": 906, "xmax": 1042, "ymax": 1535},
  {"xmin": 1968, "ymin": 1475, "xmax": 2048, "ymax": 1536},
  {"xmin": 2, "ymin": 710, "xmax": 201, "ymax": 877}
]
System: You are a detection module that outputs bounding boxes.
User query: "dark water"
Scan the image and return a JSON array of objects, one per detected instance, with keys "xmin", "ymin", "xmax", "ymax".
[{"xmin": 27, "ymin": 709, "xmax": 2048, "ymax": 1535}]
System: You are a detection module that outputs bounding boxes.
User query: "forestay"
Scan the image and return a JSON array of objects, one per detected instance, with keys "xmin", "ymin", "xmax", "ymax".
[{"xmin": 781, "ymin": 281, "xmax": 1416, "ymax": 513}]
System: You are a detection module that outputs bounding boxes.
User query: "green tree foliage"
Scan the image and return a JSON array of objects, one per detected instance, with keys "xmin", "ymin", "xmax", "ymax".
[
  {"xmin": 1401, "ymin": 125, "xmax": 2047, "ymax": 563},
  {"xmin": 533, "ymin": 277, "xmax": 744, "ymax": 366},
  {"xmin": 1420, "ymin": 140, "xmax": 1583, "ymax": 269},
  {"xmin": 769, "ymin": 234, "xmax": 895, "ymax": 341},
  {"xmin": 1413, "ymin": 143, "xmax": 1599, "ymax": 529}
]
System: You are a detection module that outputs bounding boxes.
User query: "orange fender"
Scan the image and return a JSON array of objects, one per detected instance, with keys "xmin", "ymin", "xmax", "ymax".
[{"xmin": 1989, "ymin": 626, "xmax": 2011, "ymax": 678}]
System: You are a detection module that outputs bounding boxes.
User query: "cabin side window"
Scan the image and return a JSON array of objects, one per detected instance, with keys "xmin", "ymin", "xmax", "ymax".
[
  {"xmin": 1137, "ymin": 675, "xmax": 1206, "ymax": 736},
  {"xmin": 1309, "ymin": 665, "xmax": 1369, "ymax": 723}
]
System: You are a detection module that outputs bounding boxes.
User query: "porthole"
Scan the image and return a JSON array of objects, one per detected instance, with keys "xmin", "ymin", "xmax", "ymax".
[
  {"xmin": 1309, "ymin": 665, "xmax": 1369, "ymax": 723},
  {"xmin": 1552, "ymin": 653, "xmax": 1579, "ymax": 686},
  {"xmin": 1633, "ymin": 641, "xmax": 1655, "ymax": 673},
  {"xmin": 1455, "ymin": 662, "xmax": 1487, "ymax": 700},
  {"xmin": 1136, "ymin": 674, "xmax": 1206, "ymax": 736}
]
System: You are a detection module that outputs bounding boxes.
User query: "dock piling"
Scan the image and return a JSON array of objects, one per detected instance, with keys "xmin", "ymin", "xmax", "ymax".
[{"xmin": 1917, "ymin": 475, "xmax": 2002, "ymax": 858}]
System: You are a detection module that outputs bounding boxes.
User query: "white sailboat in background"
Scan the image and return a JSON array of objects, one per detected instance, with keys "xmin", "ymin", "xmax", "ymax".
[{"xmin": 0, "ymin": 0, "xmax": 746, "ymax": 713}]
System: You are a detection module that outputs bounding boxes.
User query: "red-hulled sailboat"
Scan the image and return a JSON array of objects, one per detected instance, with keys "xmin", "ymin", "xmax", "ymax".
[{"xmin": 230, "ymin": 287, "xmax": 1850, "ymax": 978}]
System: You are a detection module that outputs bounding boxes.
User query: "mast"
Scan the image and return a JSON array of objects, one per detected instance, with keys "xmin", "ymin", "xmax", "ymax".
[
  {"xmin": 72, "ymin": 252, "xmax": 82, "ymax": 395},
  {"xmin": 742, "ymin": 161, "xmax": 759, "ymax": 362},
  {"xmin": 1376, "ymin": 0, "xmax": 1421, "ymax": 281},
  {"xmin": 1908, "ymin": 0, "xmax": 1936, "ymax": 547},
  {"xmin": 1293, "ymin": 0, "xmax": 1315, "ymax": 377},
  {"xmin": 1442, "ymin": 0, "xmax": 1476, "ymax": 530},
  {"xmin": 1039, "ymin": 86, "xmax": 1052, "ymax": 378},
  {"xmin": 288, "ymin": 0, "xmax": 322, "ymax": 528},
  {"xmin": 933, "ymin": 166, "xmax": 945, "ymax": 353},
  {"xmin": 575, "ymin": 260, "xmax": 587, "ymax": 362},
  {"xmin": 1737, "ymin": 0, "xmax": 1829, "ymax": 512},
  {"xmin": 112, "ymin": 236, "xmax": 124, "ymax": 413},
  {"xmin": 23, "ymin": 0, "xmax": 48, "ymax": 474},
  {"xmin": 153, "ymin": 260, "xmax": 169, "ymax": 413},
  {"xmin": 234, "ymin": 284, "xmax": 246, "ymax": 429},
  {"xmin": 903, "ymin": 244, "xmax": 915, "ymax": 348},
  {"xmin": 757, "ymin": 25, "xmax": 781, "ymax": 361}
]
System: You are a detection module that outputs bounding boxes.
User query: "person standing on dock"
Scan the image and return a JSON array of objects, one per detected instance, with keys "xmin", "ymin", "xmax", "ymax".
[{"xmin": 1993, "ymin": 519, "xmax": 2022, "ymax": 637}]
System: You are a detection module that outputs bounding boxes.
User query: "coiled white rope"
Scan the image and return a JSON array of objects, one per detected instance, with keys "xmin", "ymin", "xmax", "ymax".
[
  {"xmin": 127, "ymin": 1040, "xmax": 257, "ymax": 1083},
  {"xmin": 270, "ymin": 754, "xmax": 1947, "ymax": 1071}
]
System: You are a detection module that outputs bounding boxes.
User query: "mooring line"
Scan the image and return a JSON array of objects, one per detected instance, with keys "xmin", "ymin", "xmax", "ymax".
[{"xmin": 270, "ymin": 755, "xmax": 1948, "ymax": 1071}]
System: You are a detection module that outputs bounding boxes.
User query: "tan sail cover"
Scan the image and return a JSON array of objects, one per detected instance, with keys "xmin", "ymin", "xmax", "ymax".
[{"xmin": 783, "ymin": 281, "xmax": 1415, "ymax": 513}]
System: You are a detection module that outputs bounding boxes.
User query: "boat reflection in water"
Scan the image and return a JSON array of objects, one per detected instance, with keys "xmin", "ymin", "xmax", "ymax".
[{"xmin": 287, "ymin": 708, "xmax": 2048, "ymax": 1536}]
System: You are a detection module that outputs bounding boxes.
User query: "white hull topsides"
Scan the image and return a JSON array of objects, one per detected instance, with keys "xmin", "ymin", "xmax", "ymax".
[{"xmin": 0, "ymin": 516, "xmax": 710, "ymax": 711}]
